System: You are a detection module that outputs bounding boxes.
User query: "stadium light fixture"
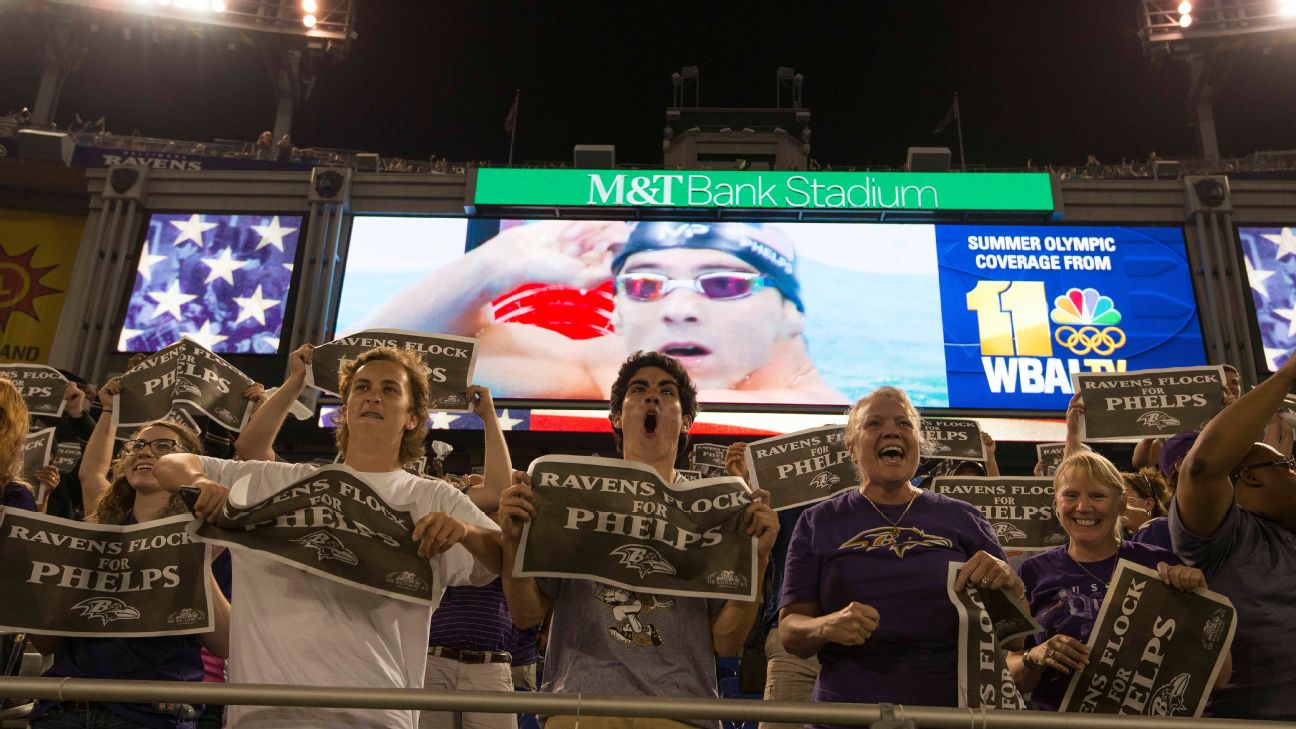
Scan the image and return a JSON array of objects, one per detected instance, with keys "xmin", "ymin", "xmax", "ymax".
[
  {"xmin": 1180, "ymin": 12, "xmax": 1193, "ymax": 26},
  {"xmin": 302, "ymin": 13, "xmax": 317, "ymax": 27},
  {"xmin": 210, "ymin": 0, "xmax": 225, "ymax": 10},
  {"xmin": 1178, "ymin": 1, "xmax": 1192, "ymax": 13},
  {"xmin": 1282, "ymin": 0, "xmax": 1296, "ymax": 17},
  {"xmin": 302, "ymin": 0, "xmax": 318, "ymax": 12}
]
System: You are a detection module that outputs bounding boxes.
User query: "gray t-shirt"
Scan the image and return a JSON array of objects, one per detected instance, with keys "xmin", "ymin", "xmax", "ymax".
[
  {"xmin": 1171, "ymin": 499, "xmax": 1296, "ymax": 720},
  {"xmin": 539, "ymin": 578, "xmax": 724, "ymax": 729}
]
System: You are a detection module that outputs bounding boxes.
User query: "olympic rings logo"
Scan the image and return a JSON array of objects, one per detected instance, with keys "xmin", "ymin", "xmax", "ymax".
[{"xmin": 1054, "ymin": 326, "xmax": 1126, "ymax": 356}]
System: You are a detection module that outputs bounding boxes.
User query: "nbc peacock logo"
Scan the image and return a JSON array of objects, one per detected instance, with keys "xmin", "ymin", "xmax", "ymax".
[{"xmin": 1050, "ymin": 287, "xmax": 1126, "ymax": 356}]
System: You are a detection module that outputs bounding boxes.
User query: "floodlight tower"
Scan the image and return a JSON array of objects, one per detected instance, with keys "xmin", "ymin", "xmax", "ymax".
[
  {"xmin": 5, "ymin": 0, "xmax": 357, "ymax": 139},
  {"xmin": 1138, "ymin": 0, "xmax": 1296, "ymax": 162}
]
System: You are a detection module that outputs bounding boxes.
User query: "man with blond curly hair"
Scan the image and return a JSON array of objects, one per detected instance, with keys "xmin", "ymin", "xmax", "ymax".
[{"xmin": 156, "ymin": 344, "xmax": 504, "ymax": 729}]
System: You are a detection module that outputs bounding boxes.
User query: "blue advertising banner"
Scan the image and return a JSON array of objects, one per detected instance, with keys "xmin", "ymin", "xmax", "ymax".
[
  {"xmin": 937, "ymin": 226, "xmax": 1206, "ymax": 410},
  {"xmin": 69, "ymin": 145, "xmax": 314, "ymax": 172}
]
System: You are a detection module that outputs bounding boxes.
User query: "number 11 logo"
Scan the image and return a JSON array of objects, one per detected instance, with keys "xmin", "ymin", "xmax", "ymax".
[{"xmin": 966, "ymin": 281, "xmax": 1053, "ymax": 357}]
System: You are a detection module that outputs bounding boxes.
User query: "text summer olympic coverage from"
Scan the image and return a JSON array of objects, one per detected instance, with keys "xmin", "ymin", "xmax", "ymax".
[{"xmin": 333, "ymin": 219, "xmax": 1206, "ymax": 411}]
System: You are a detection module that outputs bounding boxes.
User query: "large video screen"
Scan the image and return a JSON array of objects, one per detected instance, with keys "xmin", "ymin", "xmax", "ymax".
[
  {"xmin": 117, "ymin": 212, "xmax": 301, "ymax": 354},
  {"xmin": 1238, "ymin": 226, "xmax": 1296, "ymax": 371},
  {"xmin": 335, "ymin": 218, "xmax": 1206, "ymax": 411}
]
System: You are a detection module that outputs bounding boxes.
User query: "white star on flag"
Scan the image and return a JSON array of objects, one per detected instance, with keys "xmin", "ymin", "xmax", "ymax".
[
  {"xmin": 252, "ymin": 216, "xmax": 297, "ymax": 252},
  {"xmin": 136, "ymin": 241, "xmax": 166, "ymax": 281},
  {"xmin": 233, "ymin": 285, "xmax": 282, "ymax": 325},
  {"xmin": 429, "ymin": 411, "xmax": 460, "ymax": 430},
  {"xmin": 185, "ymin": 320, "xmax": 229, "ymax": 350},
  {"xmin": 1263, "ymin": 228, "xmax": 1296, "ymax": 260},
  {"xmin": 170, "ymin": 214, "xmax": 218, "ymax": 247},
  {"xmin": 283, "ymin": 263, "xmax": 294, "ymax": 273},
  {"xmin": 261, "ymin": 335, "xmax": 280, "ymax": 352},
  {"xmin": 147, "ymin": 280, "xmax": 198, "ymax": 320},
  {"xmin": 201, "ymin": 247, "xmax": 250, "ymax": 285},
  {"xmin": 1274, "ymin": 301, "xmax": 1296, "ymax": 337},
  {"xmin": 1265, "ymin": 347, "xmax": 1289, "ymax": 370},
  {"xmin": 118, "ymin": 328, "xmax": 143, "ymax": 350},
  {"xmin": 497, "ymin": 409, "xmax": 523, "ymax": 430},
  {"xmin": 1245, "ymin": 255, "xmax": 1276, "ymax": 297}
]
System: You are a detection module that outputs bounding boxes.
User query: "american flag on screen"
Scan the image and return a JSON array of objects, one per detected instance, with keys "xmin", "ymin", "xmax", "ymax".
[
  {"xmin": 118, "ymin": 213, "xmax": 300, "ymax": 354},
  {"xmin": 1239, "ymin": 226, "xmax": 1296, "ymax": 370}
]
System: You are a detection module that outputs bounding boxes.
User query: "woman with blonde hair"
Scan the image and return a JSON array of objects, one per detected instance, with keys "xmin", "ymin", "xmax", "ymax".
[
  {"xmin": 26, "ymin": 378, "xmax": 230, "ymax": 729},
  {"xmin": 0, "ymin": 376, "xmax": 36, "ymax": 512},
  {"xmin": 1007, "ymin": 450, "xmax": 1226, "ymax": 711},
  {"xmin": 779, "ymin": 386, "xmax": 1023, "ymax": 716}
]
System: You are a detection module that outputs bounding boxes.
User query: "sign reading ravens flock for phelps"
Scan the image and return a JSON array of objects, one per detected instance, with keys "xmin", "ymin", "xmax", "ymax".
[
  {"xmin": 744, "ymin": 425, "xmax": 856, "ymax": 511},
  {"xmin": 1060, "ymin": 560, "xmax": 1236, "ymax": 717},
  {"xmin": 932, "ymin": 476, "xmax": 1066, "ymax": 552},
  {"xmin": 1074, "ymin": 366, "xmax": 1226, "ymax": 441},
  {"xmin": 1036, "ymin": 443, "xmax": 1066, "ymax": 476},
  {"xmin": 0, "ymin": 364, "xmax": 68, "ymax": 417},
  {"xmin": 0, "ymin": 511, "xmax": 213, "ymax": 637},
  {"xmin": 189, "ymin": 467, "xmax": 435, "ymax": 605},
  {"xmin": 308, "ymin": 328, "xmax": 479, "ymax": 411},
  {"xmin": 689, "ymin": 443, "xmax": 729, "ymax": 477},
  {"xmin": 112, "ymin": 339, "xmax": 254, "ymax": 437},
  {"xmin": 946, "ymin": 562, "xmax": 1037, "ymax": 710},
  {"xmin": 52, "ymin": 440, "xmax": 83, "ymax": 474},
  {"xmin": 516, "ymin": 455, "xmax": 757, "ymax": 600},
  {"xmin": 921, "ymin": 418, "xmax": 986, "ymax": 461}
]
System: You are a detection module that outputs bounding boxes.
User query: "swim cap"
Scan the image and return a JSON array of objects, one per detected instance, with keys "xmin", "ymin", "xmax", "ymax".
[{"xmin": 611, "ymin": 222, "xmax": 803, "ymax": 311}]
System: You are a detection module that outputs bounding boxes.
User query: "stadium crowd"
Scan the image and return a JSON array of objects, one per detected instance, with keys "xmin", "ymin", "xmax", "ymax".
[{"xmin": 1, "ymin": 332, "xmax": 1294, "ymax": 729}]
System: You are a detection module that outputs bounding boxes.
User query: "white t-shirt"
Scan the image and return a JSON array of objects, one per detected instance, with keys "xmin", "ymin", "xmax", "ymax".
[{"xmin": 198, "ymin": 457, "xmax": 499, "ymax": 729}]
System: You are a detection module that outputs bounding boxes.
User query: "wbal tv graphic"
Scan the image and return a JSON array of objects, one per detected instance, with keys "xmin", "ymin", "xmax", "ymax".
[{"xmin": 936, "ymin": 225, "xmax": 1207, "ymax": 411}]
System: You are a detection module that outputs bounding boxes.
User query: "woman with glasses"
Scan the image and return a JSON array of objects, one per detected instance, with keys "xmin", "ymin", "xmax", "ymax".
[
  {"xmin": 24, "ymin": 379, "xmax": 231, "ymax": 729},
  {"xmin": 1006, "ymin": 450, "xmax": 1228, "ymax": 712}
]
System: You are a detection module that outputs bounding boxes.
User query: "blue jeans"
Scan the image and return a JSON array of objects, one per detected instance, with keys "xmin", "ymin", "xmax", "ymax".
[{"xmin": 32, "ymin": 705, "xmax": 153, "ymax": 729}]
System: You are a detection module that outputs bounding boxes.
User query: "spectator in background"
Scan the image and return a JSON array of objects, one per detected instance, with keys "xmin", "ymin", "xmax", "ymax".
[
  {"xmin": 1123, "ymin": 467, "xmax": 1172, "ymax": 549},
  {"xmin": 276, "ymin": 134, "xmax": 293, "ymax": 163},
  {"xmin": 254, "ymin": 130, "xmax": 272, "ymax": 160}
]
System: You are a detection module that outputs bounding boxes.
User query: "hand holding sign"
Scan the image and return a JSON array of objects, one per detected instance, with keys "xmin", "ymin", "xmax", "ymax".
[
  {"xmin": 954, "ymin": 550, "xmax": 1024, "ymax": 598},
  {"xmin": 63, "ymin": 381, "xmax": 86, "ymax": 418},
  {"xmin": 498, "ymin": 470, "xmax": 537, "ymax": 543},
  {"xmin": 412, "ymin": 512, "xmax": 468, "ymax": 558}
]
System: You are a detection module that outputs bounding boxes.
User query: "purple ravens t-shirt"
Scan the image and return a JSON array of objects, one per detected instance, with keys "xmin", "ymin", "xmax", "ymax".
[
  {"xmin": 1018, "ymin": 540, "xmax": 1181, "ymax": 711},
  {"xmin": 779, "ymin": 488, "xmax": 1005, "ymax": 710}
]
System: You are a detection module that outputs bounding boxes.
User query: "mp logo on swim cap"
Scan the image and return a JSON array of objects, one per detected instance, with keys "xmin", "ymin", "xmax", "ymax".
[{"xmin": 659, "ymin": 223, "xmax": 712, "ymax": 242}]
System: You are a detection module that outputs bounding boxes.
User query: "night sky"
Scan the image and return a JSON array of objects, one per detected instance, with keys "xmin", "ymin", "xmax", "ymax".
[{"xmin": 2, "ymin": 1, "xmax": 1294, "ymax": 168}]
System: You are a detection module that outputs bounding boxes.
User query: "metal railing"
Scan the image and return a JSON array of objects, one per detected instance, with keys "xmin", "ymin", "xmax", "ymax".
[{"xmin": 0, "ymin": 677, "xmax": 1290, "ymax": 729}]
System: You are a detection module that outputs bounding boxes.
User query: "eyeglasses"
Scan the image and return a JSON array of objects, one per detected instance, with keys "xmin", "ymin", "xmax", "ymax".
[
  {"xmin": 615, "ymin": 272, "xmax": 773, "ymax": 302},
  {"xmin": 122, "ymin": 438, "xmax": 184, "ymax": 455},
  {"xmin": 1232, "ymin": 456, "xmax": 1296, "ymax": 483}
]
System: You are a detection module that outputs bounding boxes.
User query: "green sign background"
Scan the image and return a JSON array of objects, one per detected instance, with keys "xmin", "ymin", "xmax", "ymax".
[{"xmin": 474, "ymin": 169, "xmax": 1054, "ymax": 211}]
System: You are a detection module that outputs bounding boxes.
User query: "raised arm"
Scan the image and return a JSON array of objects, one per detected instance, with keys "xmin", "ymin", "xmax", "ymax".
[
  {"xmin": 235, "ymin": 344, "xmax": 311, "ymax": 461},
  {"xmin": 1063, "ymin": 392, "xmax": 1089, "ymax": 460},
  {"xmin": 78, "ymin": 378, "xmax": 120, "ymax": 512},
  {"xmin": 464, "ymin": 385, "xmax": 509, "ymax": 513},
  {"xmin": 153, "ymin": 452, "xmax": 229, "ymax": 524},
  {"xmin": 981, "ymin": 431, "xmax": 1001, "ymax": 477},
  {"xmin": 1179, "ymin": 353, "xmax": 1296, "ymax": 537}
]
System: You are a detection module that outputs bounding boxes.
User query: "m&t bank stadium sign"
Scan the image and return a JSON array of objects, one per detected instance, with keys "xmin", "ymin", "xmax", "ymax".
[{"xmin": 472, "ymin": 169, "xmax": 1055, "ymax": 212}]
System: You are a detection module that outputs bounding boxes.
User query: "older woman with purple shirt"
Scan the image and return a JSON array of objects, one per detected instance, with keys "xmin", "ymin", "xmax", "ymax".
[{"xmin": 778, "ymin": 387, "xmax": 1025, "ymax": 716}]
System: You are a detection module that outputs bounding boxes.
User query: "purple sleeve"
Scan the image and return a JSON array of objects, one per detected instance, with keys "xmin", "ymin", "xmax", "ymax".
[
  {"xmin": 961, "ymin": 502, "xmax": 1008, "ymax": 561},
  {"xmin": 2, "ymin": 482, "xmax": 37, "ymax": 512},
  {"xmin": 777, "ymin": 508, "xmax": 821, "ymax": 611}
]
